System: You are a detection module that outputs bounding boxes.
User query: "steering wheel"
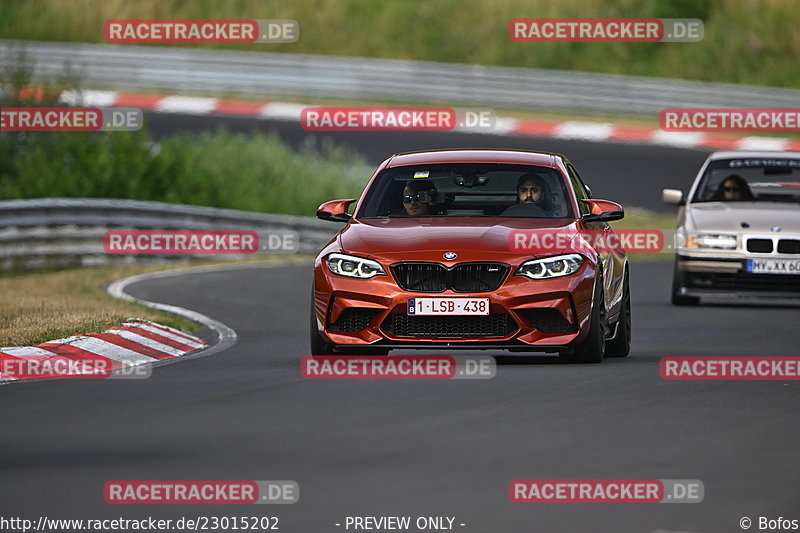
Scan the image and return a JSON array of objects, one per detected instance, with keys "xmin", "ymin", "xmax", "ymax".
[{"xmin": 500, "ymin": 203, "xmax": 549, "ymax": 217}]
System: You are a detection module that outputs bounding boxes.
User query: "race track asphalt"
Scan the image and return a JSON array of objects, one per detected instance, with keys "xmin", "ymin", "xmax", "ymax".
[
  {"xmin": 1, "ymin": 260, "xmax": 798, "ymax": 533},
  {"xmin": 1, "ymin": 115, "xmax": 797, "ymax": 533}
]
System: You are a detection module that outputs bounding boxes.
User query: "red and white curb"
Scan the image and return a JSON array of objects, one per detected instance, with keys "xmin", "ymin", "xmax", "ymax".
[
  {"xmin": 0, "ymin": 319, "xmax": 207, "ymax": 382},
  {"xmin": 54, "ymin": 89, "xmax": 800, "ymax": 152}
]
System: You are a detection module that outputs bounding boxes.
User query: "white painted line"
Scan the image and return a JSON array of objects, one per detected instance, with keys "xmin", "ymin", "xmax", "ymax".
[
  {"xmin": 66, "ymin": 337, "xmax": 156, "ymax": 366},
  {"xmin": 455, "ymin": 117, "xmax": 518, "ymax": 136},
  {"xmin": 554, "ymin": 121, "xmax": 614, "ymax": 141},
  {"xmin": 651, "ymin": 130, "xmax": 705, "ymax": 148},
  {"xmin": 2, "ymin": 260, "xmax": 260, "ymax": 386},
  {"xmin": 492, "ymin": 117, "xmax": 520, "ymax": 136},
  {"xmin": 39, "ymin": 335, "xmax": 85, "ymax": 345},
  {"xmin": 259, "ymin": 102, "xmax": 306, "ymax": 120},
  {"xmin": 155, "ymin": 96, "xmax": 219, "ymax": 114},
  {"xmin": 0, "ymin": 347, "xmax": 57, "ymax": 381},
  {"xmin": 736, "ymin": 136, "xmax": 790, "ymax": 151},
  {"xmin": 0, "ymin": 347, "xmax": 58, "ymax": 357},
  {"xmin": 59, "ymin": 89, "xmax": 119, "ymax": 107},
  {"xmin": 107, "ymin": 264, "xmax": 242, "ymax": 365},
  {"xmin": 123, "ymin": 321, "xmax": 206, "ymax": 348},
  {"xmin": 106, "ymin": 330, "xmax": 186, "ymax": 357}
]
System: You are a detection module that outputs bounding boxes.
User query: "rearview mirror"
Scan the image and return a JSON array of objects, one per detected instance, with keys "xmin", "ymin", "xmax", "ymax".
[
  {"xmin": 662, "ymin": 188, "xmax": 685, "ymax": 206},
  {"xmin": 581, "ymin": 199, "xmax": 624, "ymax": 222},
  {"xmin": 316, "ymin": 199, "xmax": 357, "ymax": 222}
]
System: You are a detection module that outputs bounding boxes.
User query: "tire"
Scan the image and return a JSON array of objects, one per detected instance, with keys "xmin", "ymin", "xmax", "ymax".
[
  {"xmin": 309, "ymin": 295, "xmax": 389, "ymax": 356},
  {"xmin": 605, "ymin": 268, "xmax": 631, "ymax": 358},
  {"xmin": 561, "ymin": 276, "xmax": 606, "ymax": 364},
  {"xmin": 309, "ymin": 296, "xmax": 335, "ymax": 355},
  {"xmin": 671, "ymin": 259, "xmax": 700, "ymax": 306}
]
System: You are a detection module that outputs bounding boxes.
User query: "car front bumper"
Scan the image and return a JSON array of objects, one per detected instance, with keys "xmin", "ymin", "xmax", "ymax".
[
  {"xmin": 312, "ymin": 259, "xmax": 598, "ymax": 350},
  {"xmin": 676, "ymin": 253, "xmax": 800, "ymax": 300}
]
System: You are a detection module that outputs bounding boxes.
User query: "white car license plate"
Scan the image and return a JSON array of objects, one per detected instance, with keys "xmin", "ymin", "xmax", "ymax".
[
  {"xmin": 407, "ymin": 297, "xmax": 489, "ymax": 316},
  {"xmin": 747, "ymin": 259, "xmax": 800, "ymax": 275}
]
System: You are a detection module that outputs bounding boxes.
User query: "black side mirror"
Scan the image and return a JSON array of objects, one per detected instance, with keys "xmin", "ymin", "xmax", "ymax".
[
  {"xmin": 316, "ymin": 211, "xmax": 352, "ymax": 222},
  {"xmin": 583, "ymin": 211, "xmax": 624, "ymax": 223},
  {"xmin": 581, "ymin": 199, "xmax": 624, "ymax": 222}
]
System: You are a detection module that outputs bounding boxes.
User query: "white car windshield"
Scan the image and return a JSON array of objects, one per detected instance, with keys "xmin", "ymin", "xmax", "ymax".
[{"xmin": 692, "ymin": 158, "xmax": 800, "ymax": 204}]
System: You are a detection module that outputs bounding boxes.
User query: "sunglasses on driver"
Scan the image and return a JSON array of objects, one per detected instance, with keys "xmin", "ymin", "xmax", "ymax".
[{"xmin": 403, "ymin": 192, "xmax": 431, "ymax": 204}]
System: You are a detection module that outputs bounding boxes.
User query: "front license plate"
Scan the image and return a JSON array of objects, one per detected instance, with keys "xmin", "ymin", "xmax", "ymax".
[
  {"xmin": 747, "ymin": 259, "xmax": 800, "ymax": 275},
  {"xmin": 407, "ymin": 297, "xmax": 490, "ymax": 316}
]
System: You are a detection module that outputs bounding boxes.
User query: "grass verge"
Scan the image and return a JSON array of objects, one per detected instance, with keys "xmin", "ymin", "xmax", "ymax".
[
  {"xmin": 612, "ymin": 207, "xmax": 676, "ymax": 262},
  {"xmin": 0, "ymin": 0, "xmax": 797, "ymax": 88},
  {"xmin": 0, "ymin": 124, "xmax": 370, "ymax": 216},
  {"xmin": 0, "ymin": 255, "xmax": 311, "ymax": 347},
  {"xmin": 611, "ymin": 206, "xmax": 676, "ymax": 231},
  {"xmin": 0, "ymin": 60, "xmax": 369, "ymax": 216}
]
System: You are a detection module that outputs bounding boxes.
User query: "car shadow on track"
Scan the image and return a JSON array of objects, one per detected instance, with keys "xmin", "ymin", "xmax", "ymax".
[{"xmin": 493, "ymin": 355, "xmax": 562, "ymax": 365}]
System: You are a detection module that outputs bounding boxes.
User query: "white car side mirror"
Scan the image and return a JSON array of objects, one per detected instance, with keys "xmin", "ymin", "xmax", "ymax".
[{"xmin": 662, "ymin": 188, "xmax": 685, "ymax": 205}]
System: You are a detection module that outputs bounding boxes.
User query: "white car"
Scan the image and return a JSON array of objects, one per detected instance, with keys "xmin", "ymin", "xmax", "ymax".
[{"xmin": 663, "ymin": 151, "xmax": 800, "ymax": 305}]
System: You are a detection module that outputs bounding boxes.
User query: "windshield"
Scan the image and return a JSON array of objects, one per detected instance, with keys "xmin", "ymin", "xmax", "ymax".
[
  {"xmin": 356, "ymin": 163, "xmax": 574, "ymax": 219},
  {"xmin": 691, "ymin": 158, "xmax": 800, "ymax": 204}
]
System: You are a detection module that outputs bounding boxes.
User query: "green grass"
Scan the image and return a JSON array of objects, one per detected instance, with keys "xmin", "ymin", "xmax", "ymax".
[
  {"xmin": 0, "ymin": 128, "xmax": 370, "ymax": 216},
  {"xmin": 0, "ymin": 0, "xmax": 798, "ymax": 88},
  {"xmin": 0, "ymin": 263, "xmax": 200, "ymax": 346},
  {"xmin": 0, "ymin": 256, "xmax": 311, "ymax": 347},
  {"xmin": 0, "ymin": 105, "xmax": 370, "ymax": 217},
  {"xmin": 611, "ymin": 206, "xmax": 675, "ymax": 231},
  {"xmin": 0, "ymin": 58, "xmax": 371, "ymax": 215},
  {"xmin": 611, "ymin": 207, "xmax": 676, "ymax": 261}
]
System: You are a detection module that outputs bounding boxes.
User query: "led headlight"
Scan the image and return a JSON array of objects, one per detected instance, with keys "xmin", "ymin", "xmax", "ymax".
[
  {"xmin": 686, "ymin": 233, "xmax": 737, "ymax": 249},
  {"xmin": 515, "ymin": 254, "xmax": 584, "ymax": 279},
  {"xmin": 326, "ymin": 253, "xmax": 385, "ymax": 279}
]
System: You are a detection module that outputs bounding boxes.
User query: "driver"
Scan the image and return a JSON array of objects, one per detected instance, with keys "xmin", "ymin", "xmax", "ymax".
[
  {"xmin": 401, "ymin": 180, "xmax": 438, "ymax": 216},
  {"xmin": 712, "ymin": 174, "xmax": 754, "ymax": 201}
]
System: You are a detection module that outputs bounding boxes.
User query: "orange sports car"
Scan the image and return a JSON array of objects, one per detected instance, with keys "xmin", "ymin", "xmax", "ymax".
[{"xmin": 311, "ymin": 149, "xmax": 631, "ymax": 363}]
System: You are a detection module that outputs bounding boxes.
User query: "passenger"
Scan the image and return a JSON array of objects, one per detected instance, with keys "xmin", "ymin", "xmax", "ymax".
[
  {"xmin": 510, "ymin": 173, "xmax": 559, "ymax": 217},
  {"xmin": 712, "ymin": 175, "xmax": 754, "ymax": 201}
]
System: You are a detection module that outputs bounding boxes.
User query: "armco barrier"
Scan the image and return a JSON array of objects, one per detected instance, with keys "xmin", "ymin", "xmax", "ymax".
[
  {"xmin": 2, "ymin": 40, "xmax": 800, "ymax": 114},
  {"xmin": 0, "ymin": 198, "xmax": 338, "ymax": 269}
]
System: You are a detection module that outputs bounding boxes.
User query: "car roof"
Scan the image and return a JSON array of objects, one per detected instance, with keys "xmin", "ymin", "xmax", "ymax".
[
  {"xmin": 386, "ymin": 149, "xmax": 562, "ymax": 168},
  {"xmin": 708, "ymin": 151, "xmax": 800, "ymax": 160}
]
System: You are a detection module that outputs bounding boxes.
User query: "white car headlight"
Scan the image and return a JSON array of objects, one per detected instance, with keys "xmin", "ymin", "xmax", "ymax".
[
  {"xmin": 515, "ymin": 254, "xmax": 584, "ymax": 279},
  {"xmin": 326, "ymin": 253, "xmax": 386, "ymax": 279},
  {"xmin": 687, "ymin": 233, "xmax": 738, "ymax": 249}
]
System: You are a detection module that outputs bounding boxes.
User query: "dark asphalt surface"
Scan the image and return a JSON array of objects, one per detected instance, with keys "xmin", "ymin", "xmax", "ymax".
[
  {"xmin": 2, "ymin": 117, "xmax": 798, "ymax": 532},
  {"xmin": 143, "ymin": 112, "xmax": 710, "ymax": 213},
  {"xmin": 2, "ymin": 261, "xmax": 799, "ymax": 533}
]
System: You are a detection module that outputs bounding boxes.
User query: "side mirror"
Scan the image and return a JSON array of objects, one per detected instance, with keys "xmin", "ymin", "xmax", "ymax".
[
  {"xmin": 316, "ymin": 199, "xmax": 357, "ymax": 222},
  {"xmin": 581, "ymin": 199, "xmax": 624, "ymax": 222},
  {"xmin": 662, "ymin": 188, "xmax": 685, "ymax": 206}
]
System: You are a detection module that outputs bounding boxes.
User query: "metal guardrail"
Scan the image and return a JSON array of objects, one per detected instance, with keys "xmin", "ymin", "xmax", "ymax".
[
  {"xmin": 0, "ymin": 198, "xmax": 339, "ymax": 269},
  {"xmin": 2, "ymin": 39, "xmax": 799, "ymax": 114}
]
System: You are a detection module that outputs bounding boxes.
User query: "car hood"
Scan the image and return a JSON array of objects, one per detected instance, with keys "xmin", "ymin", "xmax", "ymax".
[
  {"xmin": 339, "ymin": 217, "xmax": 578, "ymax": 262},
  {"xmin": 687, "ymin": 202, "xmax": 800, "ymax": 233}
]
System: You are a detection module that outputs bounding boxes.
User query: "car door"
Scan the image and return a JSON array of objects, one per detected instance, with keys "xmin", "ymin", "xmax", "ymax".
[{"xmin": 566, "ymin": 162, "xmax": 625, "ymax": 319}]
